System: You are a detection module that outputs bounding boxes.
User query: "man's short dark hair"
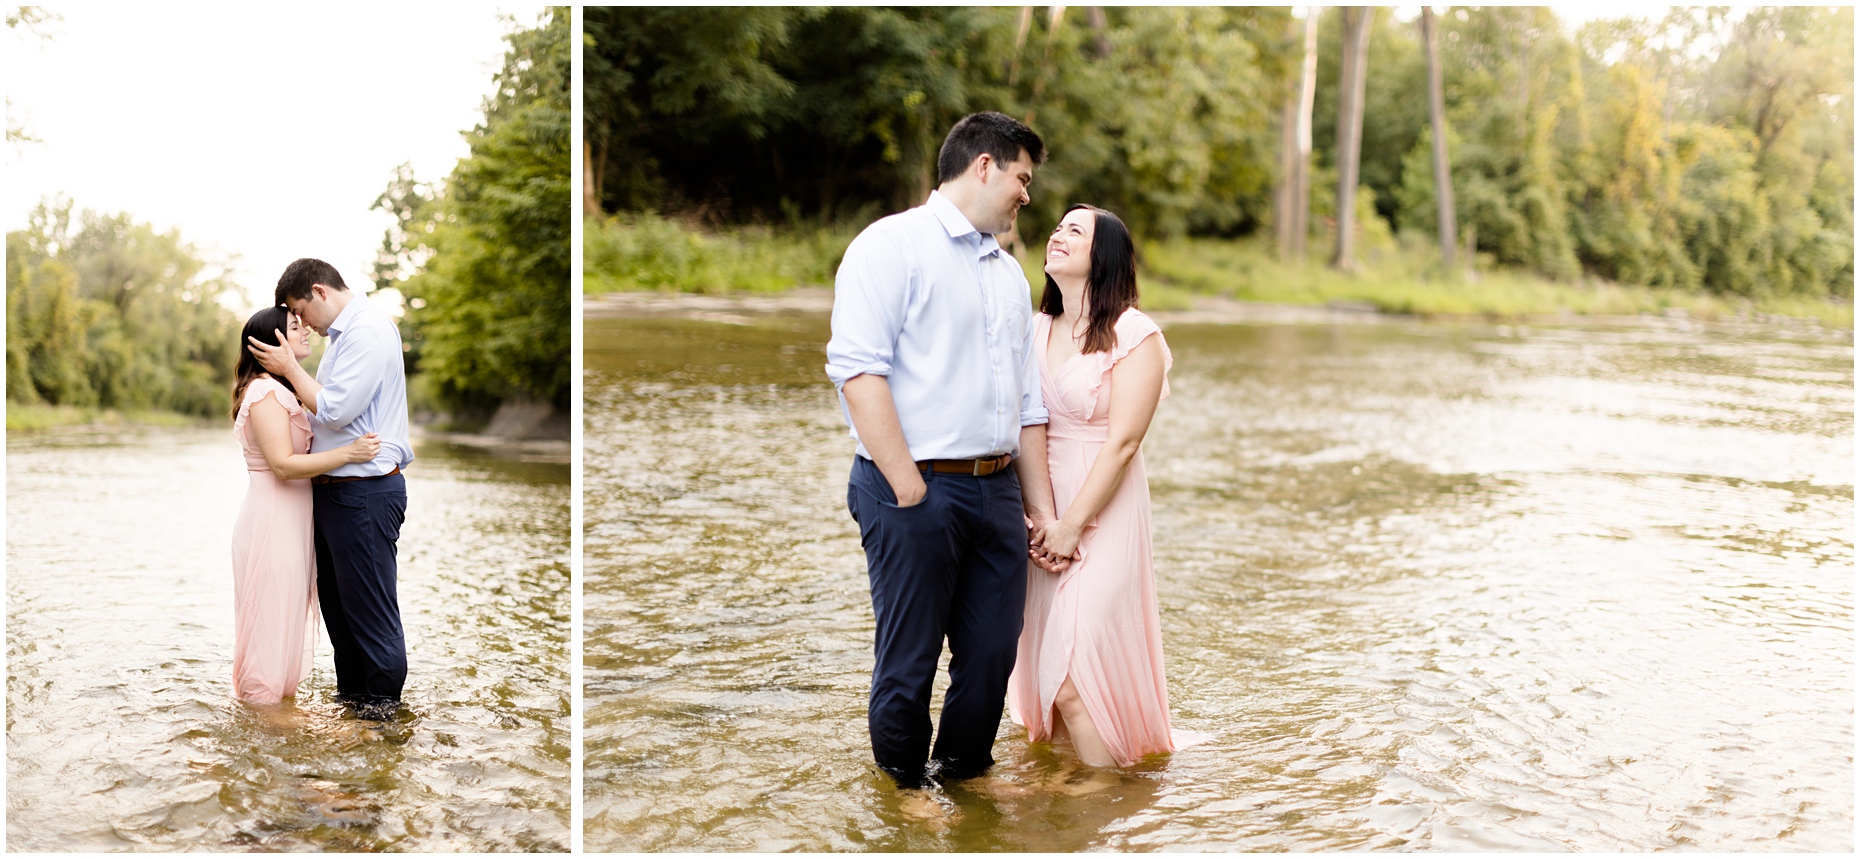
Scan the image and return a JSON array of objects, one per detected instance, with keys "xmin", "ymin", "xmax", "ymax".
[
  {"xmin": 274, "ymin": 258, "xmax": 348, "ymax": 306},
  {"xmin": 936, "ymin": 111, "xmax": 1046, "ymax": 184}
]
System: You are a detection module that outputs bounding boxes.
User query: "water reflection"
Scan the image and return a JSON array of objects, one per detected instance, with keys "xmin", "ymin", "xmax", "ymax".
[
  {"xmin": 6, "ymin": 429, "xmax": 570, "ymax": 851},
  {"xmin": 583, "ymin": 311, "xmax": 1852, "ymax": 851}
]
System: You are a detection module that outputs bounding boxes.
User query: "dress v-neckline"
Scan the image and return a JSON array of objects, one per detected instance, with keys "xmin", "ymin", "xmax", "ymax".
[{"xmin": 1041, "ymin": 313, "xmax": 1088, "ymax": 381}]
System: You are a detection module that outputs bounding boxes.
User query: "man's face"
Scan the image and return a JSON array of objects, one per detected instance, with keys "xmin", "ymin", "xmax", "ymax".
[
  {"xmin": 977, "ymin": 150, "xmax": 1036, "ymax": 235},
  {"xmin": 286, "ymin": 284, "xmax": 335, "ymax": 335}
]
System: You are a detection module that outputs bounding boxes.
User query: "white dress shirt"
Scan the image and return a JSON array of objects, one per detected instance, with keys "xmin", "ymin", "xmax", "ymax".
[
  {"xmin": 311, "ymin": 291, "xmax": 414, "ymax": 477},
  {"xmin": 825, "ymin": 190, "xmax": 1048, "ymax": 461}
]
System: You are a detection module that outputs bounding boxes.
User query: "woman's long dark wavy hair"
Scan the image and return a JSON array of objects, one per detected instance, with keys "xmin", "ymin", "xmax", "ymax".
[
  {"xmin": 230, "ymin": 306, "xmax": 297, "ymax": 419},
  {"xmin": 1038, "ymin": 204, "xmax": 1138, "ymax": 354}
]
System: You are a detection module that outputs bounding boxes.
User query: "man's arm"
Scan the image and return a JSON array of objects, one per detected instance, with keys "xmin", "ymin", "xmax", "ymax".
[
  {"xmin": 1015, "ymin": 423, "xmax": 1056, "ymax": 523},
  {"xmin": 1015, "ymin": 422, "xmax": 1069, "ymax": 572},
  {"xmin": 826, "ymin": 228, "xmax": 922, "ymax": 502},
  {"xmin": 842, "ymin": 374, "xmax": 926, "ymax": 507},
  {"xmin": 309, "ymin": 324, "xmax": 387, "ymax": 429},
  {"xmin": 1013, "ymin": 295, "xmax": 1065, "ymax": 570}
]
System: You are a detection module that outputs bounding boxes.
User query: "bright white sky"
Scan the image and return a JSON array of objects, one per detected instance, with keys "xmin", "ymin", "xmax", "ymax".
[
  {"xmin": 6, "ymin": 4, "xmax": 543, "ymax": 315},
  {"xmin": 1373, "ymin": 5, "xmax": 1748, "ymax": 35}
]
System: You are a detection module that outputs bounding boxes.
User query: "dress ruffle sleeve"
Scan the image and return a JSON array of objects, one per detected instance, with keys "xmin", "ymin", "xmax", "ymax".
[
  {"xmin": 234, "ymin": 378, "xmax": 311, "ymax": 451},
  {"xmin": 1086, "ymin": 308, "xmax": 1172, "ymax": 402}
]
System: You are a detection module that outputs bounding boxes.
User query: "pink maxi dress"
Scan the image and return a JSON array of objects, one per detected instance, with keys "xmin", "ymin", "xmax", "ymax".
[
  {"xmin": 1008, "ymin": 307, "xmax": 1197, "ymax": 766},
  {"xmin": 229, "ymin": 378, "xmax": 319, "ymax": 704}
]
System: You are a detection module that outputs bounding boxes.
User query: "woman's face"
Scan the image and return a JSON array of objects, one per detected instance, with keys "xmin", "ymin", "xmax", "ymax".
[
  {"xmin": 287, "ymin": 313, "xmax": 311, "ymax": 361},
  {"xmin": 1044, "ymin": 208, "xmax": 1095, "ymax": 281}
]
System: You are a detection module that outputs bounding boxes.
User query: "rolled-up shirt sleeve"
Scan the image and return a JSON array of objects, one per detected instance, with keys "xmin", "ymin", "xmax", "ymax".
[
  {"xmin": 315, "ymin": 324, "xmax": 386, "ymax": 429},
  {"xmin": 1017, "ymin": 304, "xmax": 1049, "ymax": 427},
  {"xmin": 825, "ymin": 230, "xmax": 908, "ymax": 391}
]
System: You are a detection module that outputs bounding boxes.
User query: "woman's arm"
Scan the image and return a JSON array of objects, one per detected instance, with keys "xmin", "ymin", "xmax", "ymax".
[
  {"xmin": 248, "ymin": 392, "xmax": 379, "ymax": 480},
  {"xmin": 1037, "ymin": 334, "xmax": 1166, "ymax": 560}
]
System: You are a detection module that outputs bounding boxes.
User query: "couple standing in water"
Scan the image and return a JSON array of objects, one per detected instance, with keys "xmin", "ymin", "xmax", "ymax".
[
  {"xmin": 828, "ymin": 111, "xmax": 1204, "ymax": 790},
  {"xmin": 222, "ymin": 113, "xmax": 1183, "ymax": 789},
  {"xmin": 228, "ymin": 258, "xmax": 413, "ymax": 721}
]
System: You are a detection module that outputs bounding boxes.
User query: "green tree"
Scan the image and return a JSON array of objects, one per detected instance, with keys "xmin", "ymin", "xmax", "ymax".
[
  {"xmin": 583, "ymin": 6, "xmax": 1852, "ymax": 301},
  {"xmin": 585, "ymin": 6, "xmax": 1292, "ymax": 238},
  {"xmin": 584, "ymin": 7, "xmax": 801, "ymax": 215},
  {"xmin": 6, "ymin": 198, "xmax": 239, "ymax": 416},
  {"xmin": 385, "ymin": 7, "xmax": 571, "ymax": 415}
]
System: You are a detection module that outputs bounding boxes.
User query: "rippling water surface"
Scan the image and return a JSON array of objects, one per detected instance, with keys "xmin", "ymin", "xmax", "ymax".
[
  {"xmin": 583, "ymin": 309, "xmax": 1852, "ymax": 851},
  {"xmin": 7, "ymin": 431, "xmax": 570, "ymax": 851}
]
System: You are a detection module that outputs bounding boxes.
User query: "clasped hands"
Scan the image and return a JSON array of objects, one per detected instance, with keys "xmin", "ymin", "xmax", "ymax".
[{"xmin": 1026, "ymin": 516, "xmax": 1081, "ymax": 574}]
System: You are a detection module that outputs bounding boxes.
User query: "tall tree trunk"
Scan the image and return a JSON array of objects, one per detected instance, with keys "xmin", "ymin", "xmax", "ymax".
[
  {"xmin": 1422, "ymin": 6, "xmax": 1457, "ymax": 270},
  {"xmin": 1011, "ymin": 6, "xmax": 1070, "ymax": 254},
  {"xmin": 1007, "ymin": 6, "xmax": 1034, "ymax": 85},
  {"xmin": 1292, "ymin": 8, "xmax": 1319, "ymax": 260},
  {"xmin": 1276, "ymin": 9, "xmax": 1319, "ymax": 261},
  {"xmin": 1276, "ymin": 72, "xmax": 1300, "ymax": 261},
  {"xmin": 583, "ymin": 140, "xmax": 601, "ymax": 218},
  {"xmin": 1332, "ymin": 6, "xmax": 1370, "ymax": 272},
  {"xmin": 1024, "ymin": 6, "xmax": 1067, "ymax": 126},
  {"xmin": 1517, "ymin": 22, "xmax": 1530, "ymax": 140},
  {"xmin": 1084, "ymin": 6, "xmax": 1111, "ymax": 58}
]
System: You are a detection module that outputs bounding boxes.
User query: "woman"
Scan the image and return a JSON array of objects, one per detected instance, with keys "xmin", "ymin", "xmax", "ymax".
[
  {"xmin": 229, "ymin": 306, "xmax": 378, "ymax": 705},
  {"xmin": 1008, "ymin": 203, "xmax": 1201, "ymax": 768}
]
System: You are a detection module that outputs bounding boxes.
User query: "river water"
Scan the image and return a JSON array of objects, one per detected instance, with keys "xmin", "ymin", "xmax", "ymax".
[
  {"xmin": 583, "ymin": 306, "xmax": 1852, "ymax": 852},
  {"xmin": 6, "ymin": 430, "xmax": 570, "ymax": 851}
]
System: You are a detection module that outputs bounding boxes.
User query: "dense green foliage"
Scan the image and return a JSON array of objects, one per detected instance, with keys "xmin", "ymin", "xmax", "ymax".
[
  {"xmin": 586, "ymin": 7, "xmax": 1289, "ymax": 238},
  {"xmin": 586, "ymin": 6, "xmax": 1853, "ymax": 301},
  {"xmin": 6, "ymin": 200, "xmax": 240, "ymax": 417},
  {"xmin": 1368, "ymin": 7, "xmax": 1855, "ymax": 299},
  {"xmin": 378, "ymin": 7, "xmax": 571, "ymax": 414}
]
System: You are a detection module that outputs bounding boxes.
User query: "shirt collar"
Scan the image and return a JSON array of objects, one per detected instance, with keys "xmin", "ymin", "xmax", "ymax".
[
  {"xmin": 925, "ymin": 190, "xmax": 1002, "ymax": 260},
  {"xmin": 326, "ymin": 290, "xmax": 370, "ymax": 338}
]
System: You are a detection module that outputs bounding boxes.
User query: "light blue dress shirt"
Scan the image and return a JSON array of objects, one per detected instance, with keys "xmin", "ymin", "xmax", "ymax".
[
  {"xmin": 311, "ymin": 291, "xmax": 414, "ymax": 477},
  {"xmin": 825, "ymin": 190, "xmax": 1048, "ymax": 461}
]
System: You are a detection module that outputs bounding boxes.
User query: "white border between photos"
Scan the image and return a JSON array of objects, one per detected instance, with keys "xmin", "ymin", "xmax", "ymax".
[{"xmin": 568, "ymin": 3, "xmax": 588, "ymax": 854}]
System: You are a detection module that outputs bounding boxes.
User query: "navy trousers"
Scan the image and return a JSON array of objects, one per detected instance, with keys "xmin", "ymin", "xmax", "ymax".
[
  {"xmin": 312, "ymin": 473, "xmax": 409, "ymax": 706},
  {"xmin": 847, "ymin": 456, "xmax": 1028, "ymax": 787}
]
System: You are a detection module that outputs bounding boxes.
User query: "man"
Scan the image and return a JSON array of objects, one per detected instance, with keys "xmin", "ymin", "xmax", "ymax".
[
  {"xmin": 825, "ymin": 111, "xmax": 1065, "ymax": 789},
  {"xmin": 248, "ymin": 258, "xmax": 414, "ymax": 720}
]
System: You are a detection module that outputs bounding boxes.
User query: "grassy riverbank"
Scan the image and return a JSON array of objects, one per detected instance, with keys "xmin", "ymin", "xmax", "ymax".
[
  {"xmin": 5, "ymin": 402, "xmax": 212, "ymax": 433},
  {"xmin": 585, "ymin": 216, "xmax": 1854, "ymax": 327},
  {"xmin": 1135, "ymin": 239, "xmax": 1855, "ymax": 327},
  {"xmin": 584, "ymin": 214, "xmax": 857, "ymax": 294}
]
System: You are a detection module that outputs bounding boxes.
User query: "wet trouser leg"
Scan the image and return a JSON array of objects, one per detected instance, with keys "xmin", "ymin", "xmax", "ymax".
[
  {"xmin": 313, "ymin": 473, "xmax": 409, "ymax": 707},
  {"xmin": 848, "ymin": 456, "xmax": 1026, "ymax": 787},
  {"xmin": 930, "ymin": 467, "xmax": 1028, "ymax": 779}
]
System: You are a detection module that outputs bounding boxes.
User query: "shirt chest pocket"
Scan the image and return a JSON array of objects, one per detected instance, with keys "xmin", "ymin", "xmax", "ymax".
[{"xmin": 982, "ymin": 259, "xmax": 1026, "ymax": 344}]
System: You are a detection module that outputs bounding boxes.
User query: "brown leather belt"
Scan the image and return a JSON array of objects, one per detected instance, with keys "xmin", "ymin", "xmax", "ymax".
[
  {"xmin": 313, "ymin": 466, "xmax": 401, "ymax": 486},
  {"xmin": 917, "ymin": 454, "xmax": 1012, "ymax": 476}
]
